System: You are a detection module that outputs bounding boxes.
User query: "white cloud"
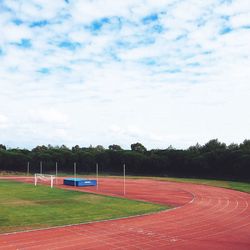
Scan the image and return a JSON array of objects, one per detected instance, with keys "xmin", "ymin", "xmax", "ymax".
[
  {"xmin": 28, "ymin": 108, "xmax": 69, "ymax": 124},
  {"xmin": 0, "ymin": 114, "xmax": 9, "ymax": 129},
  {"xmin": 0, "ymin": 0, "xmax": 250, "ymax": 149},
  {"xmin": 230, "ymin": 12, "xmax": 250, "ymax": 28},
  {"xmin": 215, "ymin": 0, "xmax": 250, "ymax": 16}
]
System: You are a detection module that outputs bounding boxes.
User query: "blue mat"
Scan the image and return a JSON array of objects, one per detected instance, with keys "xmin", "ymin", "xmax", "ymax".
[{"xmin": 64, "ymin": 178, "xmax": 97, "ymax": 187}]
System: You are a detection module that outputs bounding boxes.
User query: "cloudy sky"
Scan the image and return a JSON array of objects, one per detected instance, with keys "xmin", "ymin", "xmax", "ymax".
[{"xmin": 0, "ymin": 0, "xmax": 250, "ymax": 150}]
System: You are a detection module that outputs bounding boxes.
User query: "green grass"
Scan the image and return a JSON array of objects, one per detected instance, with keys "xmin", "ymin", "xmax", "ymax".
[
  {"xmin": 0, "ymin": 180, "xmax": 167, "ymax": 234},
  {"xmin": 123, "ymin": 176, "xmax": 250, "ymax": 193},
  {"xmin": 157, "ymin": 177, "xmax": 250, "ymax": 193}
]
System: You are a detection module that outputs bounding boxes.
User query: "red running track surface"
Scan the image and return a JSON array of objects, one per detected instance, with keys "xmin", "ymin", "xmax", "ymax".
[{"xmin": 0, "ymin": 177, "xmax": 250, "ymax": 249}]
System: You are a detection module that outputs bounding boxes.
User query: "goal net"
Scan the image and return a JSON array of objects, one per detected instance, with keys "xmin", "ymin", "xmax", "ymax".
[{"xmin": 34, "ymin": 174, "xmax": 56, "ymax": 188}]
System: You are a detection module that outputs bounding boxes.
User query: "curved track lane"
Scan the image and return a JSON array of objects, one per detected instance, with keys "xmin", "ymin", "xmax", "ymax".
[{"xmin": 0, "ymin": 177, "xmax": 249, "ymax": 249}]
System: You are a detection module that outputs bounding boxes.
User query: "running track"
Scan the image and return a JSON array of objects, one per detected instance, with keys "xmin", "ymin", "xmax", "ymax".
[{"xmin": 0, "ymin": 177, "xmax": 250, "ymax": 249}]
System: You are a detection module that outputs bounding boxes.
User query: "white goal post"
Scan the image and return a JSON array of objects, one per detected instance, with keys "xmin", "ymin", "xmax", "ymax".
[{"xmin": 34, "ymin": 173, "xmax": 56, "ymax": 188}]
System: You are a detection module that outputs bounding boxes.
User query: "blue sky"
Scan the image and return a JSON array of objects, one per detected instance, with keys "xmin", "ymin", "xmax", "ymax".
[{"xmin": 0, "ymin": 0, "xmax": 250, "ymax": 149}]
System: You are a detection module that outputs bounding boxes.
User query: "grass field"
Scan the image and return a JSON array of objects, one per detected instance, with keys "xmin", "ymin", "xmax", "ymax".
[
  {"xmin": 0, "ymin": 180, "xmax": 167, "ymax": 234},
  {"xmin": 123, "ymin": 176, "xmax": 250, "ymax": 193},
  {"xmin": 152, "ymin": 177, "xmax": 250, "ymax": 193}
]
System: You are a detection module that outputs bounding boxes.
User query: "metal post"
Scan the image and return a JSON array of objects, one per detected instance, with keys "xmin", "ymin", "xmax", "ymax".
[
  {"xmin": 123, "ymin": 163, "xmax": 126, "ymax": 196},
  {"xmin": 96, "ymin": 163, "xmax": 99, "ymax": 190},
  {"xmin": 55, "ymin": 162, "xmax": 58, "ymax": 185},
  {"xmin": 74, "ymin": 162, "xmax": 76, "ymax": 187},
  {"xmin": 50, "ymin": 175, "xmax": 53, "ymax": 188}
]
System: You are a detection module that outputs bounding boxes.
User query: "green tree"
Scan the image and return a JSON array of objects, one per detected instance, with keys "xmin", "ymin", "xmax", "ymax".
[
  {"xmin": 96, "ymin": 145, "xmax": 105, "ymax": 152},
  {"xmin": 0, "ymin": 144, "xmax": 6, "ymax": 150},
  {"xmin": 240, "ymin": 140, "xmax": 250, "ymax": 151},
  {"xmin": 31, "ymin": 145, "xmax": 46, "ymax": 152},
  {"xmin": 131, "ymin": 142, "xmax": 147, "ymax": 153},
  {"xmin": 108, "ymin": 144, "xmax": 123, "ymax": 151},
  {"xmin": 72, "ymin": 145, "xmax": 80, "ymax": 152},
  {"xmin": 188, "ymin": 143, "xmax": 201, "ymax": 152},
  {"xmin": 201, "ymin": 139, "xmax": 226, "ymax": 152},
  {"xmin": 228, "ymin": 143, "xmax": 239, "ymax": 150}
]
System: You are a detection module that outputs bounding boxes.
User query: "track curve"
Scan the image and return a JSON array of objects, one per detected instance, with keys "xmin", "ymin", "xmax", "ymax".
[{"xmin": 0, "ymin": 177, "xmax": 249, "ymax": 249}]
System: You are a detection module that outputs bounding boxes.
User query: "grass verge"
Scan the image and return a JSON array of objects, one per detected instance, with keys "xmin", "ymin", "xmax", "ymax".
[
  {"xmin": 0, "ymin": 180, "xmax": 167, "ymax": 234},
  {"xmin": 124, "ymin": 176, "xmax": 250, "ymax": 193}
]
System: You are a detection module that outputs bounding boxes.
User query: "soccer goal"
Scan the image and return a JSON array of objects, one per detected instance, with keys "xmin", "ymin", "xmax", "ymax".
[{"xmin": 34, "ymin": 174, "xmax": 56, "ymax": 188}]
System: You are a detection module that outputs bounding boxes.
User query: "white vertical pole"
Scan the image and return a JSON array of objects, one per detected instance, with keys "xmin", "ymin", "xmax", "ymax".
[
  {"xmin": 55, "ymin": 162, "xmax": 58, "ymax": 185},
  {"xmin": 74, "ymin": 162, "xmax": 76, "ymax": 187},
  {"xmin": 35, "ymin": 174, "xmax": 37, "ymax": 186},
  {"xmin": 96, "ymin": 163, "xmax": 99, "ymax": 190},
  {"xmin": 123, "ymin": 163, "xmax": 126, "ymax": 196},
  {"xmin": 27, "ymin": 162, "xmax": 30, "ymax": 176},
  {"xmin": 40, "ymin": 161, "xmax": 42, "ymax": 174},
  {"xmin": 50, "ymin": 175, "xmax": 53, "ymax": 188}
]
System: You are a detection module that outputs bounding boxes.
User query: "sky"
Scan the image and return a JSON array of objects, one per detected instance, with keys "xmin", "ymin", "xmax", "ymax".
[{"xmin": 0, "ymin": 0, "xmax": 250, "ymax": 150}]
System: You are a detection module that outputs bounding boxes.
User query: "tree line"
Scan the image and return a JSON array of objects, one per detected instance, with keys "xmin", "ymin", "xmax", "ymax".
[{"xmin": 0, "ymin": 139, "xmax": 250, "ymax": 181}]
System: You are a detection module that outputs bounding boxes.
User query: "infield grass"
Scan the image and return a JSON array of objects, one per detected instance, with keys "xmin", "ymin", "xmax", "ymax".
[{"xmin": 0, "ymin": 180, "xmax": 167, "ymax": 234}]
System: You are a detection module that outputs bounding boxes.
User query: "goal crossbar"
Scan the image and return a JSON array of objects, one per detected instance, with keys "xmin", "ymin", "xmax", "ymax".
[{"xmin": 34, "ymin": 173, "xmax": 56, "ymax": 188}]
